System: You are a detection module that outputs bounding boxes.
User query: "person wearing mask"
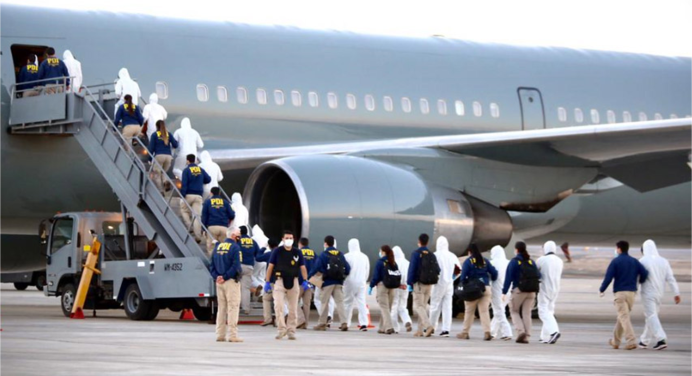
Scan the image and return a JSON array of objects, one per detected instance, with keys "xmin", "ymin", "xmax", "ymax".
[
  {"xmin": 113, "ymin": 94, "xmax": 144, "ymax": 141},
  {"xmin": 343, "ymin": 238, "xmax": 371, "ymax": 331},
  {"xmin": 62, "ymin": 50, "xmax": 82, "ymax": 93},
  {"xmin": 264, "ymin": 231, "xmax": 309, "ymax": 340},
  {"xmin": 458, "ymin": 244, "xmax": 498, "ymax": 341},
  {"xmin": 599, "ymin": 240, "xmax": 649, "ymax": 350},
  {"xmin": 209, "ymin": 227, "xmax": 243, "ymax": 343},
  {"xmin": 142, "ymin": 93, "xmax": 168, "ymax": 142},
  {"xmin": 113, "ymin": 68, "xmax": 141, "ymax": 117},
  {"xmin": 238, "ymin": 226, "xmax": 258, "ymax": 315},
  {"xmin": 503, "ymin": 241, "xmax": 541, "ymax": 344},
  {"xmin": 391, "ymin": 246, "xmax": 413, "ymax": 334},
  {"xmin": 173, "ymin": 118, "xmax": 204, "ymax": 175},
  {"xmin": 257, "ymin": 237, "xmax": 278, "ymax": 327},
  {"xmin": 180, "ymin": 154, "xmax": 211, "ymax": 242},
  {"xmin": 537, "ymin": 241, "xmax": 564, "ymax": 344},
  {"xmin": 489, "ymin": 245, "xmax": 512, "ymax": 341},
  {"xmin": 18, "ymin": 54, "xmax": 40, "ymax": 97},
  {"xmin": 201, "ymin": 186, "xmax": 234, "ymax": 254},
  {"xmin": 560, "ymin": 242, "xmax": 573, "ymax": 263},
  {"xmin": 429, "ymin": 236, "xmax": 461, "ymax": 338},
  {"xmin": 38, "ymin": 47, "xmax": 70, "ymax": 94},
  {"xmin": 369, "ymin": 245, "xmax": 400, "ymax": 335},
  {"xmin": 148, "ymin": 120, "xmax": 178, "ymax": 192},
  {"xmin": 407, "ymin": 233, "xmax": 439, "ymax": 338},
  {"xmin": 199, "ymin": 151, "xmax": 224, "ymax": 200},
  {"xmin": 297, "ymin": 237, "xmax": 316, "ymax": 329},
  {"xmin": 310, "ymin": 236, "xmax": 350, "ymax": 331},
  {"xmin": 230, "ymin": 193, "xmax": 249, "ymax": 231},
  {"xmin": 638, "ymin": 240, "xmax": 680, "ymax": 350}
]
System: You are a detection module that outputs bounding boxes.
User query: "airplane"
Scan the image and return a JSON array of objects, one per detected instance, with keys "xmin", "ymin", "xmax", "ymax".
[{"xmin": 1, "ymin": 4, "xmax": 690, "ymax": 274}]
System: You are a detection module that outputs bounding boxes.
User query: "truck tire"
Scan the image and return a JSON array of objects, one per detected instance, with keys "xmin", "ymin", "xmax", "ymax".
[
  {"xmin": 192, "ymin": 305, "xmax": 212, "ymax": 321},
  {"xmin": 13, "ymin": 283, "xmax": 29, "ymax": 291},
  {"xmin": 60, "ymin": 283, "xmax": 77, "ymax": 317},
  {"xmin": 144, "ymin": 302, "xmax": 160, "ymax": 321},
  {"xmin": 123, "ymin": 284, "xmax": 155, "ymax": 321},
  {"xmin": 35, "ymin": 274, "xmax": 47, "ymax": 291}
]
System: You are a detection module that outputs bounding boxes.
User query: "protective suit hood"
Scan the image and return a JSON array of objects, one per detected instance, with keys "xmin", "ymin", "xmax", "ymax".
[
  {"xmin": 433, "ymin": 236, "xmax": 460, "ymax": 284},
  {"xmin": 181, "ymin": 117, "xmax": 192, "ymax": 130},
  {"xmin": 544, "ymin": 241, "xmax": 557, "ymax": 255},
  {"xmin": 642, "ymin": 240, "xmax": 660, "ymax": 258},
  {"xmin": 251, "ymin": 225, "xmax": 269, "ymax": 249},
  {"xmin": 63, "ymin": 50, "xmax": 74, "ymax": 61},
  {"xmin": 200, "ymin": 151, "xmax": 212, "ymax": 164},
  {"xmin": 490, "ymin": 245, "xmax": 508, "ymax": 261},
  {"xmin": 149, "ymin": 93, "xmax": 159, "ymax": 104},
  {"xmin": 347, "ymin": 239, "xmax": 362, "ymax": 254},
  {"xmin": 436, "ymin": 236, "xmax": 450, "ymax": 253},
  {"xmin": 232, "ymin": 193, "xmax": 242, "ymax": 205},
  {"xmin": 393, "ymin": 246, "xmax": 406, "ymax": 262},
  {"xmin": 118, "ymin": 68, "xmax": 131, "ymax": 80},
  {"xmin": 344, "ymin": 238, "xmax": 369, "ymax": 286}
]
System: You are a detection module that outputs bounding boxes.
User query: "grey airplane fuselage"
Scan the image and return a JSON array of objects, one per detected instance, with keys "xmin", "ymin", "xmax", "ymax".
[{"xmin": 1, "ymin": 5, "xmax": 690, "ymax": 271}]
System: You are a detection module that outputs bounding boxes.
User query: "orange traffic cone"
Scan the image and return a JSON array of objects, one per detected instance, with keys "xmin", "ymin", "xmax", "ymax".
[
  {"xmin": 70, "ymin": 307, "xmax": 85, "ymax": 319},
  {"xmin": 180, "ymin": 309, "xmax": 195, "ymax": 320},
  {"xmin": 365, "ymin": 305, "xmax": 375, "ymax": 329}
]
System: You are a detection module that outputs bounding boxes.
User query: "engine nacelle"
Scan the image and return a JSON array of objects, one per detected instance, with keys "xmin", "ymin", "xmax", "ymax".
[{"xmin": 244, "ymin": 155, "xmax": 512, "ymax": 256}]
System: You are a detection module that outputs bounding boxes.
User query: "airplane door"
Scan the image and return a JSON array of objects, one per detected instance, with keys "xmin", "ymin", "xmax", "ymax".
[{"xmin": 518, "ymin": 88, "xmax": 545, "ymax": 130}]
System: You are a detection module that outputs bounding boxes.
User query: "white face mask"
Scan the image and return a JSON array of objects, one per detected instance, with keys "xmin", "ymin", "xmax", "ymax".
[
  {"xmin": 380, "ymin": 252, "xmax": 385, "ymax": 258},
  {"xmin": 284, "ymin": 239, "xmax": 294, "ymax": 248}
]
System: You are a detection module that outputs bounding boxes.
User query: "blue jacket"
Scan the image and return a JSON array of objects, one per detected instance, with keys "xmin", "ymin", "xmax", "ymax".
[
  {"xmin": 370, "ymin": 256, "xmax": 390, "ymax": 288},
  {"xmin": 148, "ymin": 131, "xmax": 178, "ymax": 156},
  {"xmin": 201, "ymin": 195, "xmax": 235, "ymax": 228},
  {"xmin": 255, "ymin": 247, "xmax": 272, "ymax": 263},
  {"xmin": 238, "ymin": 235, "xmax": 258, "ymax": 267},
  {"xmin": 209, "ymin": 238, "xmax": 242, "ymax": 282},
  {"xmin": 310, "ymin": 247, "xmax": 351, "ymax": 287},
  {"xmin": 301, "ymin": 247, "xmax": 317, "ymax": 275},
  {"xmin": 114, "ymin": 104, "xmax": 144, "ymax": 128},
  {"xmin": 181, "ymin": 163, "xmax": 211, "ymax": 197},
  {"xmin": 502, "ymin": 254, "xmax": 541, "ymax": 295},
  {"xmin": 18, "ymin": 64, "xmax": 40, "ymax": 90},
  {"xmin": 600, "ymin": 253, "xmax": 649, "ymax": 293},
  {"xmin": 38, "ymin": 57, "xmax": 70, "ymax": 86},
  {"xmin": 406, "ymin": 246, "xmax": 430, "ymax": 286},
  {"xmin": 460, "ymin": 257, "xmax": 498, "ymax": 286}
]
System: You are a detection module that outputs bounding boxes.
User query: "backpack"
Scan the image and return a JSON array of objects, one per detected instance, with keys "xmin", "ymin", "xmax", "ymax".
[
  {"xmin": 457, "ymin": 261, "xmax": 486, "ymax": 301},
  {"xmin": 417, "ymin": 250, "xmax": 440, "ymax": 285},
  {"xmin": 517, "ymin": 259, "xmax": 540, "ymax": 293},
  {"xmin": 382, "ymin": 261, "xmax": 402, "ymax": 289},
  {"xmin": 324, "ymin": 252, "xmax": 346, "ymax": 281}
]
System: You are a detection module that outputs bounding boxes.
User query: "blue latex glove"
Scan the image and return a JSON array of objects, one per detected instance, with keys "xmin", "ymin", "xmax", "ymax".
[
  {"xmin": 264, "ymin": 281, "xmax": 272, "ymax": 293},
  {"xmin": 301, "ymin": 280, "xmax": 310, "ymax": 291},
  {"xmin": 367, "ymin": 286, "xmax": 373, "ymax": 295},
  {"xmin": 407, "ymin": 285, "xmax": 413, "ymax": 292}
]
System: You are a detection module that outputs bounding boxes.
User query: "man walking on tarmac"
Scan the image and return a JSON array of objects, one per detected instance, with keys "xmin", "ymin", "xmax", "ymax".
[
  {"xmin": 238, "ymin": 226, "xmax": 258, "ymax": 315},
  {"xmin": 407, "ymin": 233, "xmax": 440, "ymax": 338},
  {"xmin": 311, "ymin": 235, "xmax": 351, "ymax": 331},
  {"xmin": 264, "ymin": 231, "xmax": 310, "ymax": 340},
  {"xmin": 209, "ymin": 228, "xmax": 243, "ymax": 343},
  {"xmin": 297, "ymin": 237, "xmax": 316, "ymax": 329},
  {"xmin": 180, "ymin": 154, "xmax": 211, "ymax": 243},
  {"xmin": 201, "ymin": 187, "xmax": 235, "ymax": 255}
]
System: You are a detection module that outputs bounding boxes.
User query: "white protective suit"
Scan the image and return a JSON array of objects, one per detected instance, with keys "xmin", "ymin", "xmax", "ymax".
[
  {"xmin": 142, "ymin": 93, "xmax": 168, "ymax": 140},
  {"xmin": 429, "ymin": 236, "xmax": 461, "ymax": 333},
  {"xmin": 343, "ymin": 239, "xmax": 370, "ymax": 327},
  {"xmin": 62, "ymin": 50, "xmax": 82, "ymax": 93},
  {"xmin": 113, "ymin": 68, "xmax": 141, "ymax": 117},
  {"xmin": 172, "ymin": 118, "xmax": 204, "ymax": 175},
  {"xmin": 230, "ymin": 193, "xmax": 249, "ymax": 231},
  {"xmin": 251, "ymin": 225, "xmax": 269, "ymax": 291},
  {"xmin": 536, "ymin": 241, "xmax": 564, "ymax": 342},
  {"xmin": 390, "ymin": 246, "xmax": 412, "ymax": 332},
  {"xmin": 640, "ymin": 239, "xmax": 680, "ymax": 346},
  {"xmin": 489, "ymin": 245, "xmax": 512, "ymax": 339},
  {"xmin": 199, "ymin": 151, "xmax": 224, "ymax": 200}
]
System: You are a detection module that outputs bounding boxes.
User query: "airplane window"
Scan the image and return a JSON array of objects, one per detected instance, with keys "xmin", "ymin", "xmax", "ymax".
[
  {"xmin": 365, "ymin": 95, "xmax": 375, "ymax": 111},
  {"xmin": 490, "ymin": 103, "xmax": 500, "ymax": 118},
  {"xmin": 308, "ymin": 91, "xmax": 319, "ymax": 107},
  {"xmin": 455, "ymin": 100, "xmax": 465, "ymax": 116},
  {"xmin": 420, "ymin": 99, "xmax": 430, "ymax": 114},
  {"xmin": 155, "ymin": 82, "xmax": 168, "ymax": 100},
  {"xmin": 274, "ymin": 90, "xmax": 285, "ymax": 105},
  {"xmin": 401, "ymin": 97, "xmax": 412, "ymax": 113},
  {"xmin": 437, "ymin": 100, "xmax": 447, "ymax": 115},
  {"xmin": 590, "ymin": 109, "xmax": 600, "ymax": 124},
  {"xmin": 236, "ymin": 87, "xmax": 248, "ymax": 104},
  {"xmin": 623, "ymin": 111, "xmax": 632, "ymax": 122},
  {"xmin": 346, "ymin": 94, "xmax": 357, "ymax": 110},
  {"xmin": 638, "ymin": 112, "xmax": 648, "ymax": 121},
  {"xmin": 654, "ymin": 113, "xmax": 663, "ymax": 120},
  {"xmin": 671, "ymin": 114, "xmax": 679, "ymax": 119},
  {"xmin": 473, "ymin": 101, "xmax": 482, "ymax": 117},
  {"xmin": 196, "ymin": 84, "xmax": 209, "ymax": 102},
  {"xmin": 574, "ymin": 108, "xmax": 584, "ymax": 123},
  {"xmin": 327, "ymin": 92, "xmax": 338, "ymax": 109},
  {"xmin": 383, "ymin": 96, "xmax": 393, "ymax": 112},
  {"xmin": 558, "ymin": 107, "xmax": 567, "ymax": 122},
  {"xmin": 291, "ymin": 90, "xmax": 302, "ymax": 107},
  {"xmin": 257, "ymin": 88, "xmax": 267, "ymax": 105},
  {"xmin": 216, "ymin": 86, "xmax": 228, "ymax": 103},
  {"xmin": 607, "ymin": 110, "xmax": 616, "ymax": 124}
]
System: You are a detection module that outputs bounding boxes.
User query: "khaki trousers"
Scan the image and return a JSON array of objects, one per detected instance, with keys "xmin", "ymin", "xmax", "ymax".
[
  {"xmin": 462, "ymin": 288, "xmax": 492, "ymax": 335},
  {"xmin": 215, "ymin": 279, "xmax": 241, "ymax": 340},
  {"xmin": 206, "ymin": 226, "xmax": 227, "ymax": 254},
  {"xmin": 376, "ymin": 283, "xmax": 396, "ymax": 331},
  {"xmin": 122, "ymin": 125, "xmax": 141, "ymax": 139},
  {"xmin": 273, "ymin": 278, "xmax": 300, "ymax": 335},
  {"xmin": 510, "ymin": 289, "xmax": 536, "ymax": 338},
  {"xmin": 318, "ymin": 284, "xmax": 347, "ymax": 326},
  {"xmin": 297, "ymin": 287, "xmax": 314, "ymax": 326},
  {"xmin": 413, "ymin": 283, "xmax": 433, "ymax": 332},
  {"xmin": 44, "ymin": 84, "xmax": 63, "ymax": 94},
  {"xmin": 263, "ymin": 284, "xmax": 274, "ymax": 323},
  {"xmin": 22, "ymin": 89, "xmax": 40, "ymax": 97},
  {"xmin": 181, "ymin": 194, "xmax": 203, "ymax": 239},
  {"xmin": 153, "ymin": 155, "xmax": 173, "ymax": 192},
  {"xmin": 613, "ymin": 291, "xmax": 637, "ymax": 346},
  {"xmin": 240, "ymin": 265, "xmax": 254, "ymax": 313}
]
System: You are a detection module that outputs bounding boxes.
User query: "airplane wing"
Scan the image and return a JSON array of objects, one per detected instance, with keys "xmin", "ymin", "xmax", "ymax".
[{"xmin": 209, "ymin": 118, "xmax": 691, "ymax": 192}]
